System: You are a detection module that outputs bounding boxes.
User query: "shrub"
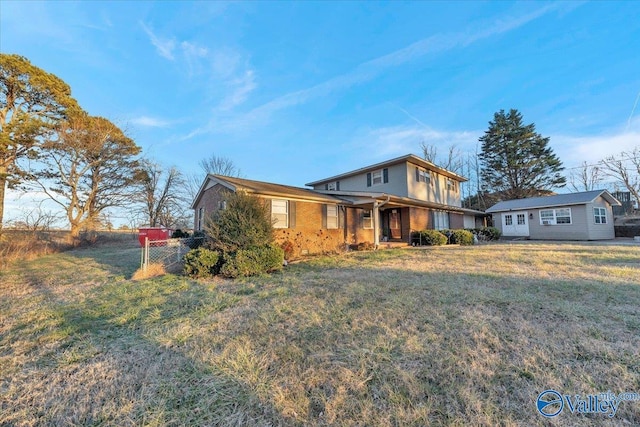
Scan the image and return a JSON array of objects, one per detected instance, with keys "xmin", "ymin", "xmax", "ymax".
[
  {"xmin": 449, "ymin": 229, "xmax": 474, "ymax": 245},
  {"xmin": 206, "ymin": 191, "xmax": 274, "ymax": 253},
  {"xmin": 280, "ymin": 240, "xmax": 295, "ymax": 260},
  {"xmin": 172, "ymin": 229, "xmax": 190, "ymax": 238},
  {"xmin": 220, "ymin": 244, "xmax": 284, "ymax": 278},
  {"xmin": 478, "ymin": 226, "xmax": 501, "ymax": 241},
  {"xmin": 184, "ymin": 247, "xmax": 220, "ymax": 278},
  {"xmin": 187, "ymin": 230, "xmax": 206, "ymax": 249},
  {"xmin": 349, "ymin": 241, "xmax": 375, "ymax": 251},
  {"xmin": 411, "ymin": 229, "xmax": 447, "ymax": 246}
]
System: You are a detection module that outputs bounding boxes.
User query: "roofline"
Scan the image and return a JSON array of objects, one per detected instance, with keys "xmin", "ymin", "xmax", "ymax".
[
  {"xmin": 190, "ymin": 174, "xmax": 348, "ymax": 209},
  {"xmin": 485, "ymin": 190, "xmax": 622, "ymax": 213},
  {"xmin": 315, "ymin": 190, "xmax": 486, "ymax": 215},
  {"xmin": 305, "ymin": 153, "xmax": 468, "ymax": 186}
]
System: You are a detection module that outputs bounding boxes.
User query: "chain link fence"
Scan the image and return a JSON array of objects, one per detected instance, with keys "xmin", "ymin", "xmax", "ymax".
[{"xmin": 140, "ymin": 236, "xmax": 204, "ymax": 271}]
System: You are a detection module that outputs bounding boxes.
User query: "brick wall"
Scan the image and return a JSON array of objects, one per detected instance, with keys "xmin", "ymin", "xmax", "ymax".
[{"xmin": 193, "ymin": 184, "xmax": 231, "ymax": 230}]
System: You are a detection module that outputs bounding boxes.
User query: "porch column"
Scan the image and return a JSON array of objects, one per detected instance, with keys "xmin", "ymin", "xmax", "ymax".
[{"xmin": 373, "ymin": 201, "xmax": 380, "ymax": 248}]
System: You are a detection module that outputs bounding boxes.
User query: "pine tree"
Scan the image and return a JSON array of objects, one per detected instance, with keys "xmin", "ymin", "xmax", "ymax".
[{"xmin": 479, "ymin": 109, "xmax": 565, "ymax": 200}]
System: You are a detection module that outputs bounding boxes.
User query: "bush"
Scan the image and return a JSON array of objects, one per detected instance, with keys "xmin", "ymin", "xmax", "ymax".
[
  {"xmin": 280, "ymin": 240, "xmax": 295, "ymax": 260},
  {"xmin": 184, "ymin": 247, "xmax": 220, "ymax": 278},
  {"xmin": 187, "ymin": 230, "xmax": 206, "ymax": 249},
  {"xmin": 172, "ymin": 229, "xmax": 190, "ymax": 238},
  {"xmin": 349, "ymin": 241, "xmax": 375, "ymax": 251},
  {"xmin": 478, "ymin": 226, "xmax": 501, "ymax": 241},
  {"xmin": 220, "ymin": 244, "xmax": 284, "ymax": 278},
  {"xmin": 411, "ymin": 229, "xmax": 447, "ymax": 246},
  {"xmin": 206, "ymin": 191, "xmax": 274, "ymax": 253},
  {"xmin": 449, "ymin": 229, "xmax": 474, "ymax": 245}
]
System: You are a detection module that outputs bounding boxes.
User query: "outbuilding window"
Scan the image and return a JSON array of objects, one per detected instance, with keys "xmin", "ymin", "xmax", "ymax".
[
  {"xmin": 594, "ymin": 207, "xmax": 607, "ymax": 224},
  {"xmin": 540, "ymin": 208, "xmax": 572, "ymax": 225}
]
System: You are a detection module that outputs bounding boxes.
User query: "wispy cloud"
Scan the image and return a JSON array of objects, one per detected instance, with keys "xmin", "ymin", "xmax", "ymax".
[
  {"xmin": 553, "ymin": 121, "xmax": 640, "ymax": 167},
  {"xmin": 354, "ymin": 124, "xmax": 480, "ymax": 161},
  {"xmin": 140, "ymin": 22, "xmax": 176, "ymax": 60},
  {"xmin": 130, "ymin": 116, "xmax": 171, "ymax": 128},
  {"xmin": 209, "ymin": 3, "xmax": 567, "ymax": 134}
]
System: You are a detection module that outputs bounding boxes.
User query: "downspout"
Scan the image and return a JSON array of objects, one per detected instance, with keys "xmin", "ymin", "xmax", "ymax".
[{"xmin": 373, "ymin": 195, "xmax": 391, "ymax": 249}]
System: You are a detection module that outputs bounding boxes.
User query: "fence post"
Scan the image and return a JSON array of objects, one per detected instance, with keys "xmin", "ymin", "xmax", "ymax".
[{"xmin": 144, "ymin": 237, "xmax": 149, "ymax": 271}]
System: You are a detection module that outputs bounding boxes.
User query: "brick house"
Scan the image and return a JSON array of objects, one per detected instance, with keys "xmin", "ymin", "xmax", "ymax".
[{"xmin": 191, "ymin": 154, "xmax": 486, "ymax": 256}]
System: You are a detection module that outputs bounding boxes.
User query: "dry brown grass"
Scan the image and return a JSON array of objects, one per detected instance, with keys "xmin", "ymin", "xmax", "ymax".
[
  {"xmin": 131, "ymin": 262, "xmax": 167, "ymax": 280},
  {"xmin": 1, "ymin": 241, "xmax": 639, "ymax": 426}
]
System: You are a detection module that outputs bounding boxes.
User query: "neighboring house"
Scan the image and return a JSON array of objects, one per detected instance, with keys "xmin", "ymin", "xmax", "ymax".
[
  {"xmin": 486, "ymin": 190, "xmax": 621, "ymax": 241},
  {"xmin": 191, "ymin": 154, "xmax": 486, "ymax": 255}
]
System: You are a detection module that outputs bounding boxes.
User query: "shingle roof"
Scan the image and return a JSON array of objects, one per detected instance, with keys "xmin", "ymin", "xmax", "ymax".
[
  {"xmin": 210, "ymin": 175, "xmax": 346, "ymax": 204},
  {"xmin": 485, "ymin": 190, "xmax": 621, "ymax": 213}
]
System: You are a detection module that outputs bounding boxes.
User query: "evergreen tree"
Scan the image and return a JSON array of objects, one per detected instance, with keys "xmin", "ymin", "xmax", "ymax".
[{"xmin": 479, "ymin": 109, "xmax": 565, "ymax": 200}]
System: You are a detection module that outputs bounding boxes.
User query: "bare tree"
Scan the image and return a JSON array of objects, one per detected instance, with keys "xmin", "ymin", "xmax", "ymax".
[
  {"xmin": 599, "ymin": 146, "xmax": 640, "ymax": 203},
  {"xmin": 136, "ymin": 160, "xmax": 190, "ymax": 228},
  {"xmin": 568, "ymin": 161, "xmax": 602, "ymax": 192},
  {"xmin": 8, "ymin": 203, "xmax": 62, "ymax": 233},
  {"xmin": 420, "ymin": 141, "xmax": 463, "ymax": 174},
  {"xmin": 186, "ymin": 154, "xmax": 241, "ymax": 203}
]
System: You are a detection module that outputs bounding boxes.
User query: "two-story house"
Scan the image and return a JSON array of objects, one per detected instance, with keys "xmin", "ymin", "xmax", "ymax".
[{"xmin": 191, "ymin": 154, "xmax": 485, "ymax": 256}]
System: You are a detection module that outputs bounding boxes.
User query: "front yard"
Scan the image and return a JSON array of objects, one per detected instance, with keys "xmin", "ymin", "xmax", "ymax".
[{"xmin": 1, "ymin": 241, "xmax": 639, "ymax": 426}]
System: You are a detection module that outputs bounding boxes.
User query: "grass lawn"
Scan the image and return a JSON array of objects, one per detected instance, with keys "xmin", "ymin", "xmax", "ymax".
[{"xmin": 1, "ymin": 240, "xmax": 639, "ymax": 426}]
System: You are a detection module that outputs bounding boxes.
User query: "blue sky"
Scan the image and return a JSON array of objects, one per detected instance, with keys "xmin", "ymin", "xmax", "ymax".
[{"xmin": 1, "ymin": 1, "xmax": 639, "ymax": 224}]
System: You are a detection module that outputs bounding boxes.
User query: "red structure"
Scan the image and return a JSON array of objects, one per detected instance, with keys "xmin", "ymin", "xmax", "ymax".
[{"xmin": 138, "ymin": 227, "xmax": 172, "ymax": 247}]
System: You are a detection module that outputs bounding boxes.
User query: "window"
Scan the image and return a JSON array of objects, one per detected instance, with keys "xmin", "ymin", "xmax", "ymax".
[
  {"xmin": 197, "ymin": 207, "xmax": 204, "ymax": 231},
  {"xmin": 325, "ymin": 181, "xmax": 340, "ymax": 191},
  {"xmin": 362, "ymin": 209, "xmax": 373, "ymax": 229},
  {"xmin": 594, "ymin": 207, "xmax": 607, "ymax": 224},
  {"xmin": 326, "ymin": 205, "xmax": 338, "ymax": 229},
  {"xmin": 372, "ymin": 170, "xmax": 383, "ymax": 185},
  {"xmin": 271, "ymin": 199, "xmax": 288, "ymax": 228},
  {"xmin": 218, "ymin": 200, "xmax": 227, "ymax": 210},
  {"xmin": 415, "ymin": 167, "xmax": 431, "ymax": 184},
  {"xmin": 367, "ymin": 168, "xmax": 388, "ymax": 187},
  {"xmin": 447, "ymin": 179, "xmax": 457, "ymax": 191},
  {"xmin": 517, "ymin": 213, "xmax": 526, "ymax": 225},
  {"xmin": 505, "ymin": 214, "xmax": 513, "ymax": 226},
  {"xmin": 433, "ymin": 211, "xmax": 449, "ymax": 230},
  {"xmin": 540, "ymin": 208, "xmax": 572, "ymax": 225}
]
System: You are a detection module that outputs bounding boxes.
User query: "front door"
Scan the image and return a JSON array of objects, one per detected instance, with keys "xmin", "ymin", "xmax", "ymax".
[
  {"xmin": 389, "ymin": 209, "xmax": 401, "ymax": 239},
  {"xmin": 502, "ymin": 211, "xmax": 529, "ymax": 236}
]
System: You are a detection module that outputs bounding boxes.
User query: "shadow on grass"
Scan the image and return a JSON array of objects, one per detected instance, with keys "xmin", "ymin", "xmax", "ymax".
[
  {"xmin": 3, "ymin": 246, "xmax": 640, "ymax": 426},
  {"xmin": 1, "ymin": 270, "xmax": 298, "ymax": 426}
]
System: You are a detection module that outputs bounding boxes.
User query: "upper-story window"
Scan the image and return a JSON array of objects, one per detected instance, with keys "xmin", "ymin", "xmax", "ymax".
[
  {"xmin": 367, "ymin": 168, "xmax": 389, "ymax": 187},
  {"xmin": 325, "ymin": 181, "xmax": 340, "ymax": 191},
  {"xmin": 447, "ymin": 178, "xmax": 457, "ymax": 191},
  {"xmin": 415, "ymin": 167, "xmax": 431, "ymax": 184}
]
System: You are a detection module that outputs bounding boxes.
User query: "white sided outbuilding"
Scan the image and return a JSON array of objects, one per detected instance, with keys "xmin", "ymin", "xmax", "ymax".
[{"xmin": 486, "ymin": 190, "xmax": 621, "ymax": 241}]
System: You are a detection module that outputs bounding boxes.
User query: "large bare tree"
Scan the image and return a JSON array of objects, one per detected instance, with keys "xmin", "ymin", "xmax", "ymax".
[
  {"xmin": 599, "ymin": 146, "xmax": 640, "ymax": 203},
  {"xmin": 137, "ymin": 160, "xmax": 190, "ymax": 228},
  {"xmin": 568, "ymin": 161, "xmax": 602, "ymax": 192},
  {"xmin": 29, "ymin": 113, "xmax": 141, "ymax": 240},
  {"xmin": 0, "ymin": 54, "xmax": 78, "ymax": 230}
]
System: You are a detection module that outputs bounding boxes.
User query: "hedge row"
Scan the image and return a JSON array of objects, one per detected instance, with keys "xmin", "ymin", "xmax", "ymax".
[
  {"xmin": 184, "ymin": 244, "xmax": 284, "ymax": 279},
  {"xmin": 411, "ymin": 227, "xmax": 501, "ymax": 246}
]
